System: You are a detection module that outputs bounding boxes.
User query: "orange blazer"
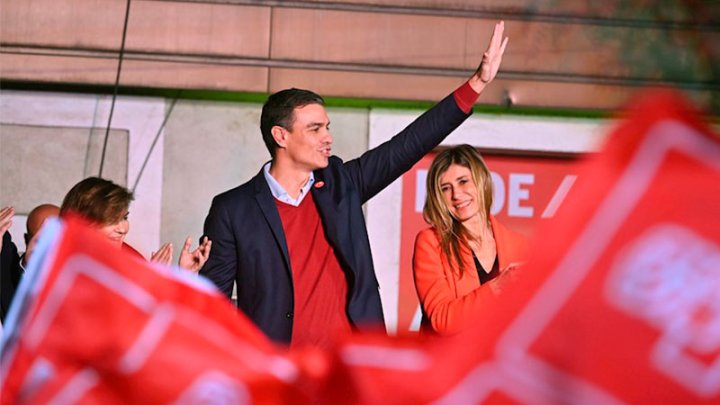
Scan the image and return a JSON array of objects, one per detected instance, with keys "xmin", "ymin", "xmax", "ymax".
[{"xmin": 412, "ymin": 216, "xmax": 527, "ymax": 335}]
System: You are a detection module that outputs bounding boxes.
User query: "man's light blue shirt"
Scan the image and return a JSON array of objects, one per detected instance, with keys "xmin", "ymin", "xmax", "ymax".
[{"xmin": 262, "ymin": 162, "xmax": 315, "ymax": 207}]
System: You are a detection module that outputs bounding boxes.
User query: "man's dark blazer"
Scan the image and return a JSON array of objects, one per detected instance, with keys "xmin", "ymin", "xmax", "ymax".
[
  {"xmin": 200, "ymin": 92, "xmax": 471, "ymax": 343},
  {"xmin": 1, "ymin": 231, "xmax": 22, "ymax": 323}
]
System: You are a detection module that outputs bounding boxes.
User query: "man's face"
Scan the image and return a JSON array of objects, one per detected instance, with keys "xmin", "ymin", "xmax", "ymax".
[{"xmin": 283, "ymin": 103, "xmax": 332, "ymax": 171}]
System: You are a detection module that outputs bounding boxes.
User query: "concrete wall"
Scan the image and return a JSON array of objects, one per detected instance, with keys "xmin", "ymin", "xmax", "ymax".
[
  {"xmin": 1, "ymin": 91, "xmax": 166, "ymax": 256},
  {"xmin": 0, "ymin": 124, "xmax": 128, "ymax": 212},
  {"xmin": 0, "ymin": 91, "xmax": 369, "ymax": 259}
]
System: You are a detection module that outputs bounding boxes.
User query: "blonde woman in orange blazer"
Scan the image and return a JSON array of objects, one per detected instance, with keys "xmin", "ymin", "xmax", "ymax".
[{"xmin": 413, "ymin": 145, "xmax": 527, "ymax": 335}]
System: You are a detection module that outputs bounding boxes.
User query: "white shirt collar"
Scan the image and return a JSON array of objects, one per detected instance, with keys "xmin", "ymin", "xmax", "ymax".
[{"xmin": 262, "ymin": 162, "xmax": 315, "ymax": 206}]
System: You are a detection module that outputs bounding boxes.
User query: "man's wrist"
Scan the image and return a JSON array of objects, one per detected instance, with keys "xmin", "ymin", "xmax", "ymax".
[
  {"xmin": 453, "ymin": 81, "xmax": 481, "ymax": 114},
  {"xmin": 467, "ymin": 75, "xmax": 489, "ymax": 94}
]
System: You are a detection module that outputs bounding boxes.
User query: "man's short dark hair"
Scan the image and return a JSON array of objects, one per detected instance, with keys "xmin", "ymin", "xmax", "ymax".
[{"xmin": 260, "ymin": 88, "xmax": 325, "ymax": 158}]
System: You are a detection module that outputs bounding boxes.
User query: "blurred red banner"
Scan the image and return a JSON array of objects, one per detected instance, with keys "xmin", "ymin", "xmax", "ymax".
[{"xmin": 0, "ymin": 216, "xmax": 313, "ymax": 404}]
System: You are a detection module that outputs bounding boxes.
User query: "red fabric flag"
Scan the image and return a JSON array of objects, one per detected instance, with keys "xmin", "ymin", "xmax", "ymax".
[{"xmin": 0, "ymin": 216, "xmax": 321, "ymax": 404}]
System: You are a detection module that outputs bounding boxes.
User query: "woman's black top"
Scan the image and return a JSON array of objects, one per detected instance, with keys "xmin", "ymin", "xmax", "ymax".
[{"xmin": 473, "ymin": 254, "xmax": 499, "ymax": 285}]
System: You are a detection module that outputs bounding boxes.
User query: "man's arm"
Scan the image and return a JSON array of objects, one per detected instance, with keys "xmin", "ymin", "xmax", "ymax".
[
  {"xmin": 345, "ymin": 21, "xmax": 509, "ymax": 202},
  {"xmin": 199, "ymin": 197, "xmax": 237, "ymax": 299}
]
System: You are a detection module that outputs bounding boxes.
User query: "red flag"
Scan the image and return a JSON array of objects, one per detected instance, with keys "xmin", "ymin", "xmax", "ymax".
[{"xmin": 0, "ymin": 216, "xmax": 319, "ymax": 404}]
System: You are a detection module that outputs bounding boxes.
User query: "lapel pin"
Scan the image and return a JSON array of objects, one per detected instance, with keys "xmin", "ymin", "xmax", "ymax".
[{"xmin": 314, "ymin": 181, "xmax": 325, "ymax": 188}]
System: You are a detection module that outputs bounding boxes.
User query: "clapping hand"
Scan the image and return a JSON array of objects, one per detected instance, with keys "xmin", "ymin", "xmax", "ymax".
[
  {"xmin": 178, "ymin": 236, "xmax": 212, "ymax": 273},
  {"xmin": 0, "ymin": 206, "xmax": 14, "ymax": 252},
  {"xmin": 151, "ymin": 243, "xmax": 173, "ymax": 265}
]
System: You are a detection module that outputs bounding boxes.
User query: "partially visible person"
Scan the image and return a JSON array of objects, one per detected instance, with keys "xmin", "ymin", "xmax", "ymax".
[
  {"xmin": 60, "ymin": 177, "xmax": 212, "ymax": 272},
  {"xmin": 413, "ymin": 145, "xmax": 527, "ymax": 336},
  {"xmin": 0, "ymin": 203, "xmax": 60, "ymax": 324},
  {"xmin": 21, "ymin": 204, "xmax": 60, "ymax": 267},
  {"xmin": 1, "ymin": 206, "xmax": 21, "ymax": 324}
]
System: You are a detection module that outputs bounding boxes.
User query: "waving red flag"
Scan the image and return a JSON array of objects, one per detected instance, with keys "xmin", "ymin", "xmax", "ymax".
[{"xmin": 0, "ymin": 216, "xmax": 319, "ymax": 404}]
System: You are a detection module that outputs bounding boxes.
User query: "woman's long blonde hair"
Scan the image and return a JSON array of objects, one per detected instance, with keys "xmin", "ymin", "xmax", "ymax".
[{"xmin": 423, "ymin": 145, "xmax": 494, "ymax": 277}]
